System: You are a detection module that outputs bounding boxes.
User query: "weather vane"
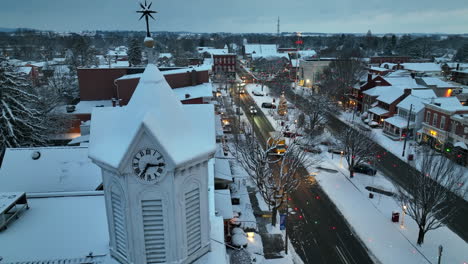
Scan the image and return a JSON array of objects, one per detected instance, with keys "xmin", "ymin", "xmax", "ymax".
[{"xmin": 137, "ymin": 0, "xmax": 157, "ymax": 48}]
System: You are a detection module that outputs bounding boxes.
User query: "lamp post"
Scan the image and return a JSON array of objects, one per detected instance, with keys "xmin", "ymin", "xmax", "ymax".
[
  {"xmin": 284, "ymin": 191, "xmax": 289, "ymax": 255},
  {"xmin": 401, "ymin": 205, "xmax": 407, "ymax": 229},
  {"xmin": 340, "ymin": 151, "xmax": 344, "ymax": 168}
]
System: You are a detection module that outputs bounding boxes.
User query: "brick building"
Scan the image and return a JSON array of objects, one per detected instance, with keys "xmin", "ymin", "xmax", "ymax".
[
  {"xmin": 213, "ymin": 54, "xmax": 236, "ymax": 78},
  {"xmin": 370, "ymin": 56, "xmax": 411, "ymax": 65}
]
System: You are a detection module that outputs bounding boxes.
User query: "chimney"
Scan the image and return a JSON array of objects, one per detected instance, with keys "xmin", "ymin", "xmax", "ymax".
[
  {"xmin": 456, "ymin": 63, "xmax": 460, "ymax": 71},
  {"xmin": 185, "ymin": 93, "xmax": 191, "ymax": 99},
  {"xmin": 410, "ymin": 72, "xmax": 416, "ymax": 79},
  {"xmin": 118, "ymin": 99, "xmax": 123, "ymax": 107},
  {"xmin": 191, "ymin": 69, "xmax": 198, "ymax": 86},
  {"xmin": 112, "ymin": 98, "xmax": 116, "ymax": 107},
  {"xmin": 367, "ymin": 73, "xmax": 372, "ymax": 83},
  {"xmin": 404, "ymin": 88, "xmax": 411, "ymax": 96}
]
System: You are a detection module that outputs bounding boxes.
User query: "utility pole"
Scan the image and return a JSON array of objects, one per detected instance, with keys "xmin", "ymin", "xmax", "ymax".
[
  {"xmin": 438, "ymin": 245, "xmax": 443, "ymax": 264},
  {"xmin": 402, "ymin": 104, "xmax": 413, "ymax": 157},
  {"xmin": 284, "ymin": 191, "xmax": 289, "ymax": 255}
]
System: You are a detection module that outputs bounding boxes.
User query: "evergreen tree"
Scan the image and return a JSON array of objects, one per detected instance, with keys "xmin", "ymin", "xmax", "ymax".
[
  {"xmin": 454, "ymin": 43, "xmax": 468, "ymax": 62},
  {"xmin": 0, "ymin": 59, "xmax": 48, "ymax": 158},
  {"xmin": 128, "ymin": 38, "xmax": 142, "ymax": 67}
]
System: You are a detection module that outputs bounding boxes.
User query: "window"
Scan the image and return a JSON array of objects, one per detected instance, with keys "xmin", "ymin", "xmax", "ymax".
[
  {"xmin": 432, "ymin": 113, "xmax": 438, "ymax": 127},
  {"xmin": 440, "ymin": 116, "xmax": 446, "ymax": 129},
  {"xmin": 426, "ymin": 112, "xmax": 431, "ymax": 123}
]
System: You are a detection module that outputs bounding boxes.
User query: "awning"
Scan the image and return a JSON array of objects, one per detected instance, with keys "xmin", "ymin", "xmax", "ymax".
[
  {"xmin": 454, "ymin": 141, "xmax": 468, "ymax": 150},
  {"xmin": 371, "ymin": 101, "xmax": 379, "ymax": 107},
  {"xmin": 368, "ymin": 106, "xmax": 389, "ymax": 116},
  {"xmin": 214, "ymin": 158, "xmax": 233, "ymax": 183},
  {"xmin": 215, "ymin": 189, "xmax": 234, "ymax": 219},
  {"xmin": 384, "ymin": 116, "xmax": 414, "ymax": 129}
]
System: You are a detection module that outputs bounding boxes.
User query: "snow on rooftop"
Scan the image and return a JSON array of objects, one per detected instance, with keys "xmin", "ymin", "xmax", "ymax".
[
  {"xmin": 409, "ymin": 89, "xmax": 436, "ymax": 99},
  {"xmin": 89, "ymin": 64, "xmax": 216, "ymax": 170},
  {"xmin": 421, "ymin": 77, "xmax": 454, "ymax": 88},
  {"xmin": 0, "ymin": 147, "xmax": 102, "ymax": 193},
  {"xmin": 363, "ymin": 86, "xmax": 396, "ymax": 97},
  {"xmin": 383, "ymin": 76, "xmax": 425, "ymax": 89},
  {"xmin": 401, "ymin": 62, "xmax": 441, "ymax": 72},
  {"xmin": 384, "ymin": 116, "xmax": 414, "ymax": 128},
  {"xmin": 0, "ymin": 192, "xmax": 24, "ymax": 213},
  {"xmin": 425, "ymin": 97, "xmax": 467, "ymax": 111},
  {"xmin": 368, "ymin": 106, "xmax": 389, "ymax": 116},
  {"xmin": 173, "ymin": 82, "xmax": 213, "ymax": 101},
  {"xmin": 214, "ymin": 158, "xmax": 233, "ymax": 183},
  {"xmin": 397, "ymin": 95, "xmax": 428, "ymax": 112},
  {"xmin": 0, "ymin": 195, "xmax": 110, "ymax": 263},
  {"xmin": 56, "ymin": 100, "xmax": 114, "ymax": 115},
  {"xmin": 370, "ymin": 66, "xmax": 390, "ymax": 72},
  {"xmin": 215, "ymin": 189, "xmax": 234, "ymax": 219},
  {"xmin": 159, "ymin": 52, "xmax": 173, "ymax": 58},
  {"xmin": 244, "ymin": 44, "xmax": 277, "ymax": 55},
  {"xmin": 376, "ymin": 88, "xmax": 405, "ymax": 104},
  {"xmin": 17, "ymin": 66, "xmax": 32, "ymax": 75}
]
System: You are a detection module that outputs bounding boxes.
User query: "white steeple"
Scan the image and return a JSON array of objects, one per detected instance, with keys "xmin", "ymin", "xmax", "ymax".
[{"xmin": 89, "ymin": 64, "xmax": 215, "ymax": 264}]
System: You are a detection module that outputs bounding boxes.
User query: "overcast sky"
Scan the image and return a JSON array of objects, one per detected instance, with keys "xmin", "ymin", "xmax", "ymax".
[{"xmin": 1, "ymin": 0, "xmax": 467, "ymax": 34}]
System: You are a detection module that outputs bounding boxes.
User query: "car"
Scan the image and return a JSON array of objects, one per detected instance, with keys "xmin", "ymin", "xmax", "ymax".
[
  {"xmin": 249, "ymin": 106, "xmax": 257, "ymax": 115},
  {"xmin": 353, "ymin": 163, "xmax": 377, "ymax": 176},
  {"xmin": 302, "ymin": 144, "xmax": 322, "ymax": 154},
  {"xmin": 252, "ymin": 90, "xmax": 265, "ymax": 96},
  {"xmin": 327, "ymin": 148, "xmax": 346, "ymax": 155},
  {"xmin": 368, "ymin": 121, "xmax": 380, "ymax": 128},
  {"xmin": 237, "ymin": 89, "xmax": 246, "ymax": 94},
  {"xmin": 261, "ymin": 102, "xmax": 276, "ymax": 109},
  {"xmin": 283, "ymin": 131, "xmax": 303, "ymax": 138}
]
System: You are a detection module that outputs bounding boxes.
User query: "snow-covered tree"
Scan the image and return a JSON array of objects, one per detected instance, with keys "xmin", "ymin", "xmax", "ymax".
[
  {"xmin": 0, "ymin": 59, "xmax": 48, "ymax": 158},
  {"xmin": 128, "ymin": 38, "xmax": 143, "ymax": 67},
  {"xmin": 336, "ymin": 125, "xmax": 378, "ymax": 178},
  {"xmin": 395, "ymin": 147, "xmax": 467, "ymax": 245},
  {"xmin": 233, "ymin": 125, "xmax": 315, "ymax": 226}
]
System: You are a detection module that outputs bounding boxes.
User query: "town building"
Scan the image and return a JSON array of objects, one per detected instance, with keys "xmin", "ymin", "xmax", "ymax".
[{"xmin": 213, "ymin": 54, "xmax": 237, "ymax": 79}]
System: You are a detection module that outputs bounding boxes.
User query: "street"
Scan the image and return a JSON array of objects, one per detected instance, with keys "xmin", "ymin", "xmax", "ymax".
[{"xmin": 235, "ymin": 88, "xmax": 375, "ymax": 264}]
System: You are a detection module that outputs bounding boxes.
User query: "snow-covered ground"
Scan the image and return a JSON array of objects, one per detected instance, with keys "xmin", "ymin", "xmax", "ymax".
[
  {"xmin": 311, "ymin": 147, "xmax": 468, "ymax": 264},
  {"xmin": 241, "ymin": 85, "xmax": 468, "ymax": 263}
]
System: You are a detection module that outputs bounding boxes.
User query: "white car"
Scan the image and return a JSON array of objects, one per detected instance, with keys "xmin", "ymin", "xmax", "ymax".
[
  {"xmin": 252, "ymin": 90, "xmax": 265, "ymax": 96},
  {"xmin": 249, "ymin": 106, "xmax": 258, "ymax": 115}
]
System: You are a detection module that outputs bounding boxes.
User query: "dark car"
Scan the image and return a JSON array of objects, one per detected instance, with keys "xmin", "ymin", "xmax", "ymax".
[
  {"xmin": 302, "ymin": 144, "xmax": 322, "ymax": 154},
  {"xmin": 353, "ymin": 163, "xmax": 377, "ymax": 176},
  {"xmin": 261, "ymin": 102, "xmax": 277, "ymax": 109},
  {"xmin": 327, "ymin": 148, "xmax": 346, "ymax": 155}
]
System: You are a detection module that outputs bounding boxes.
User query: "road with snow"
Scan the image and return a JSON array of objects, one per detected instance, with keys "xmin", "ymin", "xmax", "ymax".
[{"xmin": 237, "ymin": 90, "xmax": 374, "ymax": 264}]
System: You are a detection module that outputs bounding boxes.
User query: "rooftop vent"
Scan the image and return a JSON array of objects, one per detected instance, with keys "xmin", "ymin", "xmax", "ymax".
[
  {"xmin": 66, "ymin": 105, "xmax": 75, "ymax": 113},
  {"xmin": 185, "ymin": 94, "xmax": 191, "ymax": 99},
  {"xmin": 0, "ymin": 192, "xmax": 29, "ymax": 231},
  {"xmin": 434, "ymin": 103, "xmax": 441, "ymax": 106},
  {"xmin": 31, "ymin": 151, "xmax": 41, "ymax": 160}
]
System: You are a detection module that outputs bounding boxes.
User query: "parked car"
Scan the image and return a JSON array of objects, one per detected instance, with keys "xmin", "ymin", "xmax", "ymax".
[
  {"xmin": 249, "ymin": 106, "xmax": 257, "ymax": 115},
  {"xmin": 368, "ymin": 121, "xmax": 379, "ymax": 128},
  {"xmin": 302, "ymin": 144, "xmax": 322, "ymax": 154},
  {"xmin": 283, "ymin": 131, "xmax": 303, "ymax": 138},
  {"xmin": 353, "ymin": 163, "xmax": 377, "ymax": 175},
  {"xmin": 261, "ymin": 102, "xmax": 276, "ymax": 109},
  {"xmin": 252, "ymin": 90, "xmax": 265, "ymax": 96},
  {"xmin": 327, "ymin": 148, "xmax": 346, "ymax": 155}
]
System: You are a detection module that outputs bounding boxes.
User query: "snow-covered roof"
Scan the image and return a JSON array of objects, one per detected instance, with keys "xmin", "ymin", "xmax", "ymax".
[
  {"xmin": 107, "ymin": 50, "xmax": 127, "ymax": 57},
  {"xmin": 56, "ymin": 100, "xmax": 114, "ymax": 115},
  {"xmin": 363, "ymin": 86, "xmax": 395, "ymax": 97},
  {"xmin": 383, "ymin": 76, "xmax": 425, "ymax": 89},
  {"xmin": 368, "ymin": 106, "xmax": 389, "ymax": 116},
  {"xmin": 215, "ymin": 189, "xmax": 233, "ymax": 219},
  {"xmin": 0, "ymin": 192, "xmax": 24, "ymax": 213},
  {"xmin": 421, "ymin": 77, "xmax": 455, "ymax": 88},
  {"xmin": 162, "ymin": 65, "xmax": 212, "ymax": 75},
  {"xmin": 397, "ymin": 95, "xmax": 427, "ymax": 112},
  {"xmin": 384, "ymin": 116, "xmax": 414, "ymax": 128},
  {"xmin": 377, "ymin": 88, "xmax": 404, "ymax": 104},
  {"xmin": 17, "ymin": 66, "xmax": 32, "ymax": 75},
  {"xmin": 370, "ymin": 66, "xmax": 390, "ymax": 72},
  {"xmin": 0, "ymin": 147, "xmax": 102, "ymax": 193},
  {"xmin": 244, "ymin": 44, "xmax": 277, "ymax": 55},
  {"xmin": 159, "ymin": 52, "xmax": 173, "ymax": 58},
  {"xmin": 380, "ymin": 62, "xmax": 397, "ymax": 69},
  {"xmin": 385, "ymin": 70, "xmax": 411, "ymax": 78},
  {"xmin": 0, "ymin": 194, "xmax": 113, "ymax": 263},
  {"xmin": 410, "ymin": 89, "xmax": 437, "ymax": 99},
  {"xmin": 425, "ymin": 97, "xmax": 467, "ymax": 111},
  {"xmin": 401, "ymin": 63, "xmax": 441, "ymax": 72},
  {"xmin": 214, "ymin": 158, "xmax": 233, "ymax": 183},
  {"xmin": 298, "ymin": 49, "xmax": 317, "ymax": 59},
  {"xmin": 89, "ymin": 64, "xmax": 216, "ymax": 170},
  {"xmin": 173, "ymin": 82, "xmax": 213, "ymax": 101},
  {"xmin": 215, "ymin": 116, "xmax": 224, "ymax": 137}
]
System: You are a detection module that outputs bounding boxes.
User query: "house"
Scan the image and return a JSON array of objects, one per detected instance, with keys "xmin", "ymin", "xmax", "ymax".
[
  {"xmin": 366, "ymin": 88, "xmax": 412, "ymax": 126},
  {"xmin": 419, "ymin": 97, "xmax": 468, "ymax": 153},
  {"xmin": 449, "ymin": 113, "xmax": 468, "ymax": 165},
  {"xmin": 416, "ymin": 77, "xmax": 460, "ymax": 97},
  {"xmin": 400, "ymin": 63, "xmax": 442, "ymax": 76},
  {"xmin": 213, "ymin": 53, "xmax": 237, "ymax": 79},
  {"xmin": 370, "ymin": 56, "xmax": 411, "ymax": 65},
  {"xmin": 382, "ymin": 90, "xmax": 437, "ymax": 140}
]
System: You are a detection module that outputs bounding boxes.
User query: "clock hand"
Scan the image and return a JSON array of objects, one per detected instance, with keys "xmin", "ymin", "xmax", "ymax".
[
  {"xmin": 139, "ymin": 163, "xmax": 150, "ymax": 178},
  {"xmin": 147, "ymin": 162, "xmax": 165, "ymax": 167}
]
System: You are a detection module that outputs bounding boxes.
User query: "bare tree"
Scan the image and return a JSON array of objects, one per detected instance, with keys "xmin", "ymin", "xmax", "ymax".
[
  {"xmin": 336, "ymin": 125, "xmax": 378, "ymax": 178},
  {"xmin": 395, "ymin": 147, "xmax": 467, "ymax": 245},
  {"xmin": 233, "ymin": 125, "xmax": 315, "ymax": 226},
  {"xmin": 252, "ymin": 57, "xmax": 288, "ymax": 92}
]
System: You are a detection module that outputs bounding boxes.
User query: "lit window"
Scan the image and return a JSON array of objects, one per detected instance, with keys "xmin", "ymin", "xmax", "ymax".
[
  {"xmin": 432, "ymin": 113, "xmax": 438, "ymax": 127},
  {"xmin": 440, "ymin": 116, "xmax": 446, "ymax": 129}
]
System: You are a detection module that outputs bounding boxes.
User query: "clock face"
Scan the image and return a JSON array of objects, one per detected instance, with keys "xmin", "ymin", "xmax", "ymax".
[{"xmin": 132, "ymin": 148, "xmax": 166, "ymax": 182}]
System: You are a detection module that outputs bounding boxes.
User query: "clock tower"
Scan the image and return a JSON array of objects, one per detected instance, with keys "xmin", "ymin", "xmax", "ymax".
[{"xmin": 88, "ymin": 64, "xmax": 216, "ymax": 264}]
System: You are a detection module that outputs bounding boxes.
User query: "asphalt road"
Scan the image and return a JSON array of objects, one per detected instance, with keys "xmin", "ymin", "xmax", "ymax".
[{"xmin": 235, "ymin": 88, "xmax": 374, "ymax": 264}]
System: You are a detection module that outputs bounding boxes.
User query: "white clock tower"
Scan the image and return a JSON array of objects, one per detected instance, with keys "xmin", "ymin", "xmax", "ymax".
[{"xmin": 88, "ymin": 64, "xmax": 216, "ymax": 264}]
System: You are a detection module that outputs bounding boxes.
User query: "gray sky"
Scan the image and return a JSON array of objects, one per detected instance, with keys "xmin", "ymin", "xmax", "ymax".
[{"xmin": 1, "ymin": 0, "xmax": 467, "ymax": 34}]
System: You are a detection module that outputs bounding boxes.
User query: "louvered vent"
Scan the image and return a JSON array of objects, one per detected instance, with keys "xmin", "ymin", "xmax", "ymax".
[
  {"xmin": 142, "ymin": 199, "xmax": 166, "ymax": 263},
  {"xmin": 111, "ymin": 190, "xmax": 128, "ymax": 259},
  {"xmin": 185, "ymin": 188, "xmax": 201, "ymax": 256}
]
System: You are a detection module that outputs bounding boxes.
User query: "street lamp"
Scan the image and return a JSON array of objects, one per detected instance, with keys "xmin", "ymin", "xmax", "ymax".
[
  {"xmin": 340, "ymin": 151, "xmax": 344, "ymax": 168},
  {"xmin": 401, "ymin": 205, "xmax": 407, "ymax": 229}
]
